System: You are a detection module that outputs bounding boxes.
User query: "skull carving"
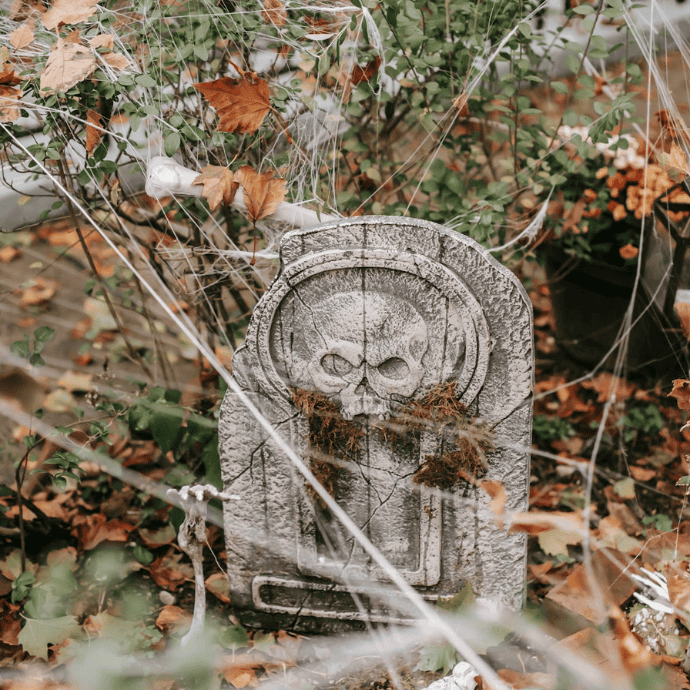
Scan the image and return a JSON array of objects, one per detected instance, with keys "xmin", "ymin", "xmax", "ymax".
[{"xmin": 306, "ymin": 291, "xmax": 429, "ymax": 419}]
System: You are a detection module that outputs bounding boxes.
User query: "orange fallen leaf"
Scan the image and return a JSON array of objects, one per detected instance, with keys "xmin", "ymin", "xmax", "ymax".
[
  {"xmin": 0, "ymin": 615, "xmax": 20, "ymax": 646},
  {"xmin": 39, "ymin": 38, "xmax": 96, "ymax": 95},
  {"xmin": 496, "ymin": 669, "xmax": 554, "ymax": 689},
  {"xmin": 261, "ymin": 0, "xmax": 286, "ymax": 26},
  {"xmin": 85, "ymin": 109, "xmax": 103, "ymax": 156},
  {"xmin": 582, "ymin": 372, "xmax": 636, "ymax": 403},
  {"xmin": 42, "ymin": 0, "xmax": 99, "ymax": 30},
  {"xmin": 101, "ymin": 51, "xmax": 130, "ymax": 71},
  {"xmin": 73, "ymin": 513, "xmax": 135, "ymax": 551},
  {"xmin": 193, "ymin": 165, "xmax": 238, "ymax": 211},
  {"xmin": 10, "ymin": 0, "xmax": 44, "ymax": 21},
  {"xmin": 480, "ymin": 479, "xmax": 506, "ymax": 529},
  {"xmin": 236, "ymin": 165, "xmax": 286, "ymax": 224},
  {"xmin": 148, "ymin": 550, "xmax": 194, "ymax": 590},
  {"xmin": 670, "ymin": 379, "xmax": 690, "ymax": 411},
  {"xmin": 629, "ymin": 466, "xmax": 656, "ymax": 482},
  {"xmin": 194, "ymin": 74, "xmax": 271, "ymax": 134},
  {"xmin": 0, "ymin": 246, "xmax": 20, "ymax": 263},
  {"xmin": 9, "ymin": 21, "xmax": 35, "ymax": 50},
  {"xmin": 155, "ymin": 605, "xmax": 192, "ymax": 634},
  {"xmin": 666, "ymin": 143, "xmax": 690, "ymax": 175},
  {"xmin": 351, "ymin": 55, "xmax": 382, "ymax": 86},
  {"xmin": 19, "ymin": 278, "xmax": 56, "ymax": 307},
  {"xmin": 0, "ymin": 65, "xmax": 23, "ymax": 123},
  {"xmin": 138, "ymin": 523, "xmax": 176, "ymax": 549}
]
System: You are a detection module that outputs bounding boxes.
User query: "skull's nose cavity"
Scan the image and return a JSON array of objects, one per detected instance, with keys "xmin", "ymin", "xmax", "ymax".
[{"xmin": 354, "ymin": 376, "xmax": 374, "ymax": 396}]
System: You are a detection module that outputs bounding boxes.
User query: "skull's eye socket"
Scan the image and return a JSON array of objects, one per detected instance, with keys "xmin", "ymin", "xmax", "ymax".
[
  {"xmin": 377, "ymin": 357, "xmax": 410, "ymax": 380},
  {"xmin": 321, "ymin": 353, "xmax": 355, "ymax": 378}
]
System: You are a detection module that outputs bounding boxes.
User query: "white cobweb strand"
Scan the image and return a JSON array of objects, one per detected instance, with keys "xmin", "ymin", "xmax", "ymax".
[
  {"xmin": 145, "ymin": 155, "xmax": 339, "ymax": 228},
  {"xmin": 166, "ymin": 485, "xmax": 240, "ymax": 648}
]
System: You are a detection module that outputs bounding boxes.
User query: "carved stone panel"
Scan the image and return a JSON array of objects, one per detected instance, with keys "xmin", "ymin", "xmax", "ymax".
[{"xmin": 219, "ymin": 217, "xmax": 533, "ymax": 631}]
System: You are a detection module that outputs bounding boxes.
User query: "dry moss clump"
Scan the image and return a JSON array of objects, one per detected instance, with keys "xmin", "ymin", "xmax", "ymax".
[
  {"xmin": 291, "ymin": 388, "xmax": 363, "ymax": 504},
  {"xmin": 394, "ymin": 381, "xmax": 495, "ymax": 489}
]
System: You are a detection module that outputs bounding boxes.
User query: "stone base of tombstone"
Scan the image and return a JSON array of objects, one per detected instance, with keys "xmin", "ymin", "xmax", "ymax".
[{"xmin": 219, "ymin": 217, "xmax": 534, "ymax": 632}]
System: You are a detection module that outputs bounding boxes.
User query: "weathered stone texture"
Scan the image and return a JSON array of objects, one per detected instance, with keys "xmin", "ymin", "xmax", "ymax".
[{"xmin": 219, "ymin": 217, "xmax": 534, "ymax": 630}]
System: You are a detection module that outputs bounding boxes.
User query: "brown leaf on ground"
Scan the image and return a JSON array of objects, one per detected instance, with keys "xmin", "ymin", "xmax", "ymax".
[
  {"xmin": 582, "ymin": 372, "xmax": 636, "ymax": 403},
  {"xmin": 10, "ymin": 0, "xmax": 44, "ymax": 21},
  {"xmin": 9, "ymin": 21, "xmax": 35, "ymax": 50},
  {"xmin": 545, "ymin": 549, "xmax": 637, "ymax": 625},
  {"xmin": 480, "ymin": 479, "xmax": 506, "ymax": 529},
  {"xmin": 629, "ymin": 466, "xmax": 656, "ymax": 482},
  {"xmin": 19, "ymin": 278, "xmax": 56, "ymax": 307},
  {"xmin": 155, "ymin": 605, "xmax": 192, "ymax": 634},
  {"xmin": 73, "ymin": 513, "xmax": 135, "ymax": 551},
  {"xmin": 89, "ymin": 33, "xmax": 114, "ymax": 50},
  {"xmin": 39, "ymin": 39, "xmax": 96, "ymax": 95},
  {"xmin": 236, "ymin": 165, "xmax": 286, "ymax": 223},
  {"xmin": 57, "ymin": 370, "xmax": 93, "ymax": 392},
  {"xmin": 675, "ymin": 301, "xmax": 690, "ymax": 341},
  {"xmin": 193, "ymin": 166, "xmax": 239, "ymax": 211},
  {"xmin": 0, "ymin": 246, "xmax": 21, "ymax": 263},
  {"xmin": 495, "ymin": 669, "xmax": 554, "ymax": 689},
  {"xmin": 147, "ymin": 550, "xmax": 194, "ymax": 590},
  {"xmin": 665, "ymin": 561, "xmax": 690, "ymax": 613},
  {"xmin": 194, "ymin": 74, "xmax": 271, "ymax": 134},
  {"xmin": 0, "ymin": 614, "xmax": 20, "ymax": 646},
  {"xmin": 0, "ymin": 66, "xmax": 23, "ymax": 123},
  {"xmin": 669, "ymin": 379, "xmax": 690, "ymax": 411},
  {"xmin": 608, "ymin": 606, "xmax": 656, "ymax": 673},
  {"xmin": 205, "ymin": 571, "xmax": 231, "ymax": 603},
  {"xmin": 85, "ymin": 109, "xmax": 102, "ymax": 156},
  {"xmin": 219, "ymin": 654, "xmax": 265, "ymax": 689},
  {"xmin": 101, "ymin": 51, "xmax": 130, "ymax": 71},
  {"xmin": 42, "ymin": 0, "xmax": 99, "ymax": 30},
  {"xmin": 666, "ymin": 143, "xmax": 690, "ymax": 176},
  {"xmin": 261, "ymin": 0, "xmax": 287, "ymax": 26}
]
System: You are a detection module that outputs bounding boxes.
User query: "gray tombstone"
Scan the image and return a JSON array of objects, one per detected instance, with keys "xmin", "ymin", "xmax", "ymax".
[{"xmin": 219, "ymin": 217, "xmax": 533, "ymax": 631}]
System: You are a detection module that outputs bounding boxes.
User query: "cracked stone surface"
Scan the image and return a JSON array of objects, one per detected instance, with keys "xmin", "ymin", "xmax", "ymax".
[{"xmin": 219, "ymin": 216, "xmax": 534, "ymax": 631}]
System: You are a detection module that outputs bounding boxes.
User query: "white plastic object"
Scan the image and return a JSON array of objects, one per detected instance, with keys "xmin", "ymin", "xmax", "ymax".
[{"xmin": 424, "ymin": 661, "xmax": 478, "ymax": 690}]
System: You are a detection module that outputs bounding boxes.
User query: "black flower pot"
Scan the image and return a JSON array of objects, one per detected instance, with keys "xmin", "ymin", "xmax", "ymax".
[{"xmin": 543, "ymin": 245, "xmax": 685, "ymax": 377}]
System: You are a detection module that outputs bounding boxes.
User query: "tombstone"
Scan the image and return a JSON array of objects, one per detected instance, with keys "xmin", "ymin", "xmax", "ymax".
[{"xmin": 219, "ymin": 217, "xmax": 533, "ymax": 632}]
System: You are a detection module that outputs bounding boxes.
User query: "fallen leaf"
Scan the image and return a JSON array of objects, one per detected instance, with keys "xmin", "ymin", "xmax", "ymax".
[
  {"xmin": 138, "ymin": 524, "xmax": 176, "ymax": 549},
  {"xmin": 669, "ymin": 379, "xmax": 690, "ymax": 411},
  {"xmin": 101, "ymin": 51, "xmax": 130, "ymax": 71},
  {"xmin": 0, "ymin": 615, "xmax": 20, "ymax": 646},
  {"xmin": 194, "ymin": 74, "xmax": 271, "ymax": 134},
  {"xmin": 665, "ymin": 561, "xmax": 690, "ymax": 613},
  {"xmin": 10, "ymin": 0, "xmax": 44, "ymax": 21},
  {"xmin": 9, "ymin": 21, "xmax": 35, "ymax": 50},
  {"xmin": 193, "ymin": 166, "xmax": 238, "ymax": 211},
  {"xmin": 84, "ymin": 297, "xmax": 117, "ymax": 332},
  {"xmin": 538, "ymin": 528, "xmax": 582, "ymax": 556},
  {"xmin": 219, "ymin": 654, "xmax": 265, "ymax": 689},
  {"xmin": 85, "ymin": 109, "xmax": 102, "ymax": 156},
  {"xmin": 582, "ymin": 372, "xmax": 636, "ymax": 403},
  {"xmin": 17, "ymin": 615, "xmax": 80, "ymax": 660},
  {"xmin": 42, "ymin": 389, "xmax": 77, "ymax": 413},
  {"xmin": 73, "ymin": 513, "xmax": 135, "ymax": 551},
  {"xmin": 0, "ymin": 246, "xmax": 21, "ymax": 263},
  {"xmin": 0, "ymin": 66, "xmax": 23, "ymax": 122},
  {"xmin": 496, "ymin": 669, "xmax": 554, "ymax": 689},
  {"xmin": 667, "ymin": 143, "xmax": 690, "ymax": 175},
  {"xmin": 155, "ymin": 605, "xmax": 192, "ymax": 634},
  {"xmin": 236, "ymin": 165, "xmax": 286, "ymax": 223},
  {"xmin": 452, "ymin": 91, "xmax": 470, "ymax": 117},
  {"xmin": 546, "ymin": 549, "xmax": 637, "ymax": 624},
  {"xmin": 206, "ymin": 572, "xmax": 231, "ymax": 603},
  {"xmin": 629, "ymin": 466, "xmax": 656, "ymax": 482},
  {"xmin": 42, "ymin": 0, "xmax": 99, "ymax": 30},
  {"xmin": 0, "ymin": 549, "xmax": 36, "ymax": 581},
  {"xmin": 39, "ymin": 38, "xmax": 97, "ymax": 95},
  {"xmin": 56, "ymin": 370, "xmax": 93, "ymax": 392},
  {"xmin": 88, "ymin": 33, "xmax": 114, "ymax": 50},
  {"xmin": 480, "ymin": 479, "xmax": 506, "ymax": 529},
  {"xmin": 675, "ymin": 301, "xmax": 690, "ymax": 341},
  {"xmin": 261, "ymin": 0, "xmax": 287, "ymax": 26},
  {"xmin": 608, "ymin": 605, "xmax": 656, "ymax": 673},
  {"xmin": 596, "ymin": 516, "xmax": 642, "ymax": 554},
  {"xmin": 19, "ymin": 278, "xmax": 56, "ymax": 307},
  {"xmin": 147, "ymin": 550, "xmax": 194, "ymax": 590}
]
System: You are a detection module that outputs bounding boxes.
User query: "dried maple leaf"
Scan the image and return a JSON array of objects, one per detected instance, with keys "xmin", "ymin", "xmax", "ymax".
[
  {"xmin": 73, "ymin": 513, "xmax": 135, "ymax": 551},
  {"xmin": 9, "ymin": 21, "xmax": 35, "ymax": 50},
  {"xmin": 351, "ymin": 55, "xmax": 382, "ymax": 86},
  {"xmin": 39, "ymin": 38, "xmax": 96, "ymax": 95},
  {"xmin": 85, "ymin": 108, "xmax": 102, "ymax": 156},
  {"xmin": 669, "ymin": 379, "xmax": 690, "ymax": 411},
  {"xmin": 155, "ymin": 605, "xmax": 192, "ymax": 634},
  {"xmin": 193, "ymin": 74, "xmax": 271, "ymax": 134},
  {"xmin": 261, "ymin": 0, "xmax": 287, "ymax": 27},
  {"xmin": 237, "ymin": 165, "xmax": 287, "ymax": 223},
  {"xmin": 42, "ymin": 0, "xmax": 99, "ymax": 30},
  {"xmin": 193, "ymin": 165, "xmax": 239, "ymax": 210}
]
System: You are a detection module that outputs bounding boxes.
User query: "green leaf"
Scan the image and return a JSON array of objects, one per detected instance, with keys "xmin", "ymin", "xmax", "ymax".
[
  {"xmin": 150, "ymin": 408, "xmax": 183, "ymax": 456},
  {"xmin": 416, "ymin": 641, "xmax": 459, "ymax": 674},
  {"xmin": 18, "ymin": 615, "xmax": 81, "ymax": 660},
  {"xmin": 565, "ymin": 53, "xmax": 580, "ymax": 74},
  {"xmin": 34, "ymin": 326, "xmax": 55, "ymax": 344},
  {"xmin": 220, "ymin": 625, "xmax": 249, "ymax": 651},
  {"xmin": 164, "ymin": 131, "xmax": 181, "ymax": 157},
  {"xmin": 551, "ymin": 81, "xmax": 569, "ymax": 95},
  {"xmin": 10, "ymin": 338, "xmax": 29, "ymax": 359},
  {"xmin": 202, "ymin": 442, "xmax": 222, "ymax": 490},
  {"xmin": 677, "ymin": 475, "xmax": 690, "ymax": 486},
  {"xmin": 128, "ymin": 405, "xmax": 151, "ymax": 433},
  {"xmin": 614, "ymin": 477, "xmax": 636, "ymax": 498},
  {"xmin": 573, "ymin": 4, "xmax": 594, "ymax": 13},
  {"xmin": 131, "ymin": 543, "xmax": 154, "ymax": 565},
  {"xmin": 517, "ymin": 21, "xmax": 531, "ymax": 37}
]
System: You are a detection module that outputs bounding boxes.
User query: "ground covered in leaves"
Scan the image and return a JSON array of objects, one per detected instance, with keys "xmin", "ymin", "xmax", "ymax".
[{"xmin": 4, "ymin": 226, "xmax": 690, "ymax": 690}]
